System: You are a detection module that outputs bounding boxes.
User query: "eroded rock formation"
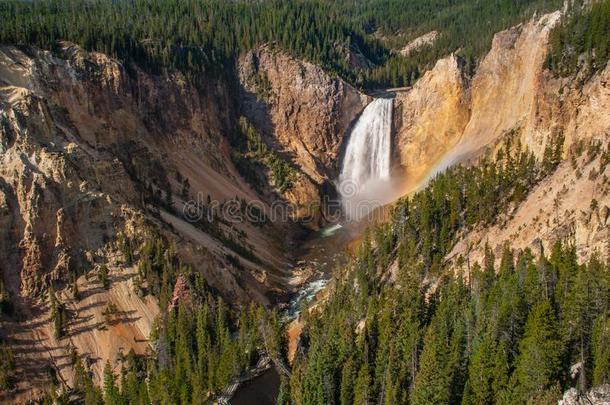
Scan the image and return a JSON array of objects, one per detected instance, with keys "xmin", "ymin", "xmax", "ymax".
[{"xmin": 394, "ymin": 11, "xmax": 609, "ymax": 264}]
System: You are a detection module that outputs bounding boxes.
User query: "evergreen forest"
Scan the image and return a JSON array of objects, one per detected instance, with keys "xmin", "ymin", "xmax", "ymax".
[{"xmin": 0, "ymin": 0, "xmax": 562, "ymax": 88}]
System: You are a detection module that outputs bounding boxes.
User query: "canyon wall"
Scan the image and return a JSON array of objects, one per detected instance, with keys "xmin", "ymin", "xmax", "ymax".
[
  {"xmin": 238, "ymin": 46, "xmax": 371, "ymax": 226},
  {"xmin": 0, "ymin": 42, "xmax": 368, "ymax": 400},
  {"xmin": 393, "ymin": 55, "xmax": 469, "ymax": 189},
  {"xmin": 394, "ymin": 11, "xmax": 564, "ymax": 184},
  {"xmin": 0, "ymin": 44, "xmax": 275, "ymax": 398},
  {"xmin": 394, "ymin": 11, "xmax": 609, "ymax": 265},
  {"xmin": 0, "ymin": 43, "xmax": 276, "ymax": 301},
  {"xmin": 239, "ymin": 45, "xmax": 371, "ymax": 183}
]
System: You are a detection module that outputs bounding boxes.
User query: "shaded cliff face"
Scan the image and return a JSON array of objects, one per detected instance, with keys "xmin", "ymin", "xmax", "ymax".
[
  {"xmin": 1, "ymin": 43, "xmax": 310, "ymax": 396},
  {"xmin": 394, "ymin": 10, "xmax": 609, "ymax": 264},
  {"xmin": 0, "ymin": 44, "xmax": 256, "ymax": 399},
  {"xmin": 238, "ymin": 45, "xmax": 370, "ymax": 185}
]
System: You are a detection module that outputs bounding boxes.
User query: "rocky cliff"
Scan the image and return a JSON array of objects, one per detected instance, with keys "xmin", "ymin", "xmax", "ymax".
[
  {"xmin": 394, "ymin": 11, "xmax": 609, "ymax": 264},
  {"xmin": 450, "ymin": 11, "xmax": 563, "ymax": 163},
  {"xmin": 393, "ymin": 55, "xmax": 469, "ymax": 190},
  {"xmin": 0, "ymin": 43, "xmax": 280, "ymax": 300},
  {"xmin": 0, "ymin": 42, "xmax": 368, "ymax": 401},
  {"xmin": 238, "ymin": 45, "xmax": 370, "ymax": 226},
  {"xmin": 0, "ymin": 43, "xmax": 267, "ymax": 399},
  {"xmin": 394, "ymin": 11, "xmax": 563, "ymax": 185}
]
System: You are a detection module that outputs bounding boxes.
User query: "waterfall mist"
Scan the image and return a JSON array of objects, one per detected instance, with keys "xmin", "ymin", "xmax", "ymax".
[{"xmin": 339, "ymin": 98, "xmax": 397, "ymax": 221}]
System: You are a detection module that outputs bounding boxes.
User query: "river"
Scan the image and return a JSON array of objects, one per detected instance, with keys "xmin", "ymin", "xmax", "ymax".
[
  {"xmin": 229, "ymin": 221, "xmax": 363, "ymax": 404},
  {"xmin": 231, "ymin": 367, "xmax": 280, "ymax": 405},
  {"xmin": 284, "ymin": 222, "xmax": 357, "ymax": 318},
  {"xmin": 231, "ymin": 96, "xmax": 395, "ymax": 403}
]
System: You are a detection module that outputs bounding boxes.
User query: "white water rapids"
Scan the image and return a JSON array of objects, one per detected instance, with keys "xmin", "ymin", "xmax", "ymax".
[{"xmin": 339, "ymin": 97, "xmax": 394, "ymax": 220}]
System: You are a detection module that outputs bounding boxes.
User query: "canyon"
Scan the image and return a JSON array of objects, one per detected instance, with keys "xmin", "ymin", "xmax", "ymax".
[{"xmin": 0, "ymin": 7, "xmax": 609, "ymax": 403}]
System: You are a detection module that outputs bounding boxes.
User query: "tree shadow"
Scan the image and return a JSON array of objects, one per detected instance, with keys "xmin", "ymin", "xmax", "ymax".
[
  {"xmin": 69, "ymin": 321, "xmax": 107, "ymax": 337},
  {"xmin": 78, "ymin": 285, "xmax": 105, "ymax": 300}
]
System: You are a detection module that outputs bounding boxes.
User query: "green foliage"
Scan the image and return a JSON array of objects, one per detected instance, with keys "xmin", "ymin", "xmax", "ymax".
[
  {"xmin": 592, "ymin": 316, "xmax": 610, "ymax": 386},
  {"xmin": 102, "ymin": 361, "xmax": 120, "ymax": 405},
  {"xmin": 118, "ymin": 233, "xmax": 134, "ymax": 266},
  {"xmin": 292, "ymin": 239, "xmax": 609, "ymax": 405},
  {"xmin": 98, "ymin": 264, "xmax": 110, "ymax": 290},
  {"xmin": 547, "ymin": 0, "xmax": 610, "ymax": 77},
  {"xmin": 48, "ymin": 285, "xmax": 65, "ymax": 339},
  {"xmin": 542, "ymin": 131, "xmax": 565, "ymax": 175},
  {"xmin": 0, "ymin": 0, "xmax": 380, "ymax": 86},
  {"xmin": 136, "ymin": 237, "xmax": 180, "ymax": 310},
  {"xmin": 464, "ymin": 332, "xmax": 505, "ymax": 405},
  {"xmin": 0, "ymin": 0, "xmax": 560, "ymax": 89},
  {"xmin": 67, "ymin": 236, "xmax": 274, "ymax": 404},
  {"xmin": 146, "ymin": 295, "xmax": 267, "ymax": 402},
  {"xmin": 73, "ymin": 353, "xmax": 104, "ymax": 404},
  {"xmin": 0, "ymin": 343, "xmax": 15, "ymax": 391},
  {"xmin": 412, "ymin": 280, "xmax": 468, "ymax": 405},
  {"xmin": 232, "ymin": 117, "xmax": 297, "ymax": 193},
  {"xmin": 345, "ymin": 0, "xmax": 562, "ymax": 87},
  {"xmin": 513, "ymin": 300, "xmax": 563, "ymax": 401},
  {"xmin": 289, "ymin": 140, "xmax": 610, "ymax": 404},
  {"xmin": 253, "ymin": 71, "xmax": 273, "ymax": 101},
  {"xmin": 277, "ymin": 376, "xmax": 291, "ymax": 405},
  {"xmin": 353, "ymin": 361, "xmax": 371, "ymax": 405}
]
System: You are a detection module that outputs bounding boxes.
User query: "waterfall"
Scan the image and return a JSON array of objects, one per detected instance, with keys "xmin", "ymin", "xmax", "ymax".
[
  {"xmin": 339, "ymin": 97, "xmax": 393, "ymax": 220},
  {"xmin": 340, "ymin": 98, "xmax": 393, "ymax": 187}
]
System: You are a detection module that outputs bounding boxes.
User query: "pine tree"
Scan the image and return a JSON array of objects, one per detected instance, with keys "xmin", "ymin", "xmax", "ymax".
[
  {"xmin": 277, "ymin": 376, "xmax": 291, "ymax": 405},
  {"xmin": 591, "ymin": 315, "xmax": 610, "ymax": 386},
  {"xmin": 196, "ymin": 304, "xmax": 211, "ymax": 383},
  {"xmin": 499, "ymin": 244, "xmax": 514, "ymax": 275},
  {"xmin": 353, "ymin": 361, "xmax": 371, "ymax": 405},
  {"xmin": 49, "ymin": 285, "xmax": 64, "ymax": 339},
  {"xmin": 102, "ymin": 361, "xmax": 120, "ymax": 405},
  {"xmin": 465, "ymin": 332, "xmax": 496, "ymax": 405},
  {"xmin": 339, "ymin": 357, "xmax": 355, "ymax": 405},
  {"xmin": 412, "ymin": 281, "xmax": 466, "ymax": 405},
  {"xmin": 412, "ymin": 325, "xmax": 450, "ymax": 405},
  {"xmin": 99, "ymin": 265, "xmax": 110, "ymax": 290},
  {"xmin": 513, "ymin": 300, "xmax": 563, "ymax": 401},
  {"xmin": 491, "ymin": 340, "xmax": 511, "ymax": 403}
]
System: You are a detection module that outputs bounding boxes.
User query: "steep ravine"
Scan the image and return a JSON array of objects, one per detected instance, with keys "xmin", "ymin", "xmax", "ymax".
[
  {"xmin": 278, "ymin": 10, "xmax": 610, "ymax": 403},
  {"xmin": 0, "ymin": 43, "xmax": 370, "ymax": 401},
  {"xmin": 0, "ymin": 8, "xmax": 609, "ymax": 403}
]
